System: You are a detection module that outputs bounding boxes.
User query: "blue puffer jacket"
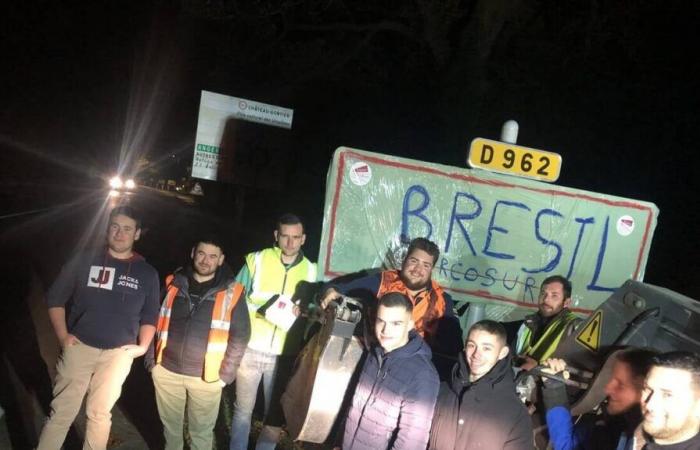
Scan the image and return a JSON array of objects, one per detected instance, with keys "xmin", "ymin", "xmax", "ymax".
[{"xmin": 342, "ymin": 331, "xmax": 440, "ymax": 450}]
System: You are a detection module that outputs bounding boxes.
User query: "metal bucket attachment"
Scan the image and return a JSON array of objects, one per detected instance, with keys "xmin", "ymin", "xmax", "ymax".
[{"xmin": 282, "ymin": 296, "xmax": 364, "ymax": 443}]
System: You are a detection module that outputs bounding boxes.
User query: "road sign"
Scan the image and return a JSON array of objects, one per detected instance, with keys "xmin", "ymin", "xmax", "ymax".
[
  {"xmin": 468, "ymin": 138, "xmax": 562, "ymax": 182},
  {"xmin": 576, "ymin": 310, "xmax": 603, "ymax": 352}
]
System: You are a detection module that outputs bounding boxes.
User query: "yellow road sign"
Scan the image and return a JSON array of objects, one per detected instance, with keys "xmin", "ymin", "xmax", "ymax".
[
  {"xmin": 468, "ymin": 138, "xmax": 562, "ymax": 182},
  {"xmin": 576, "ymin": 310, "xmax": 603, "ymax": 352}
]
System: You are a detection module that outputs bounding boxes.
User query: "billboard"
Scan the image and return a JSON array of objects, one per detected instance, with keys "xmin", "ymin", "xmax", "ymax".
[
  {"xmin": 318, "ymin": 147, "xmax": 659, "ymax": 318},
  {"xmin": 192, "ymin": 90, "xmax": 294, "ymax": 181}
]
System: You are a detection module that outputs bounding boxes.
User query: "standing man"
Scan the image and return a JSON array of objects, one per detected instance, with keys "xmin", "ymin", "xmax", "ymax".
[
  {"xmin": 638, "ymin": 351, "xmax": 700, "ymax": 449},
  {"xmin": 429, "ymin": 320, "xmax": 532, "ymax": 450},
  {"xmin": 229, "ymin": 213, "xmax": 317, "ymax": 450},
  {"xmin": 515, "ymin": 275, "xmax": 582, "ymax": 370},
  {"xmin": 340, "ymin": 292, "xmax": 439, "ymax": 450},
  {"xmin": 320, "ymin": 238, "xmax": 462, "ymax": 376},
  {"xmin": 37, "ymin": 206, "xmax": 160, "ymax": 450},
  {"xmin": 146, "ymin": 237, "xmax": 250, "ymax": 450}
]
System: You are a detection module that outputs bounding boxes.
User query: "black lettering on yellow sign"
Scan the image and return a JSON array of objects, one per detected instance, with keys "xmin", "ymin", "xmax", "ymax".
[{"xmin": 576, "ymin": 310, "xmax": 603, "ymax": 352}]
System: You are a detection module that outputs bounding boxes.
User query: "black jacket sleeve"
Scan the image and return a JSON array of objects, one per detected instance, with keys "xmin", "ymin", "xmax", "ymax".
[{"xmin": 219, "ymin": 290, "xmax": 251, "ymax": 384}]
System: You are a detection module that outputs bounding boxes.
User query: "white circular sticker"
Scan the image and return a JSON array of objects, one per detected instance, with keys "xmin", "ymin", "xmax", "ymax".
[
  {"xmin": 616, "ymin": 215, "xmax": 635, "ymax": 236},
  {"xmin": 349, "ymin": 162, "xmax": 372, "ymax": 186}
]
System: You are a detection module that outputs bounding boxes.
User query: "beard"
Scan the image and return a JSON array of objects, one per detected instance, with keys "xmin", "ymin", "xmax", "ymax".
[{"xmin": 400, "ymin": 273, "xmax": 430, "ymax": 291}]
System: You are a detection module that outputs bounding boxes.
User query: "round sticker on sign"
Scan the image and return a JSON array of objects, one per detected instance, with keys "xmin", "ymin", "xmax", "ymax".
[
  {"xmin": 616, "ymin": 215, "xmax": 635, "ymax": 236},
  {"xmin": 349, "ymin": 162, "xmax": 372, "ymax": 186}
]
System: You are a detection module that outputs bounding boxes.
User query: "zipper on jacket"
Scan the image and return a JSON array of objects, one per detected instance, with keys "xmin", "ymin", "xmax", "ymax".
[{"xmin": 268, "ymin": 266, "xmax": 290, "ymax": 349}]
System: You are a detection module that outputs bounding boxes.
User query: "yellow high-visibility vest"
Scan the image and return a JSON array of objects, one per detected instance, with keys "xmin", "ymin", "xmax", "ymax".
[{"xmin": 245, "ymin": 247, "xmax": 316, "ymax": 355}]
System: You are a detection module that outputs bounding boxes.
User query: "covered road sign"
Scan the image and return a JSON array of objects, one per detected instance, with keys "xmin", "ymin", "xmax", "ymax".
[{"xmin": 318, "ymin": 147, "xmax": 659, "ymax": 318}]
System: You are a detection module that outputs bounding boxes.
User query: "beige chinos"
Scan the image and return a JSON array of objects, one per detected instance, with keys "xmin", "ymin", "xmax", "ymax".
[
  {"xmin": 37, "ymin": 342, "xmax": 134, "ymax": 450},
  {"xmin": 151, "ymin": 364, "xmax": 223, "ymax": 450}
]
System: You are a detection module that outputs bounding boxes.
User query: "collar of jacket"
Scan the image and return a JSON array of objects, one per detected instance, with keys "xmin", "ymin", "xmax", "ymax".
[
  {"xmin": 170, "ymin": 263, "xmax": 236, "ymax": 292},
  {"xmin": 271, "ymin": 246, "xmax": 306, "ymax": 268},
  {"xmin": 371, "ymin": 330, "xmax": 429, "ymax": 361},
  {"xmin": 451, "ymin": 351, "xmax": 515, "ymax": 394},
  {"xmin": 525, "ymin": 307, "xmax": 572, "ymax": 332}
]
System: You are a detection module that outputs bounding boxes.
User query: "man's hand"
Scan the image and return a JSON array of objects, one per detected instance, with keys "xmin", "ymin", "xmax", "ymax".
[
  {"xmin": 518, "ymin": 355, "xmax": 539, "ymax": 371},
  {"xmin": 121, "ymin": 344, "xmax": 148, "ymax": 358},
  {"xmin": 541, "ymin": 358, "xmax": 568, "ymax": 376},
  {"xmin": 61, "ymin": 334, "xmax": 81, "ymax": 348},
  {"xmin": 319, "ymin": 287, "xmax": 342, "ymax": 309}
]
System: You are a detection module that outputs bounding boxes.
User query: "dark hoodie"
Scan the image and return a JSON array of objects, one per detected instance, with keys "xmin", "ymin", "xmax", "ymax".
[
  {"xmin": 46, "ymin": 249, "xmax": 160, "ymax": 349},
  {"xmin": 342, "ymin": 330, "xmax": 440, "ymax": 450},
  {"xmin": 144, "ymin": 264, "xmax": 250, "ymax": 384},
  {"xmin": 429, "ymin": 353, "xmax": 533, "ymax": 450}
]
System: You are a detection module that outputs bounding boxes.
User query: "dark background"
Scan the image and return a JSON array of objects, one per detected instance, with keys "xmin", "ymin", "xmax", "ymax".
[
  {"xmin": 2, "ymin": 0, "xmax": 698, "ymax": 297},
  {"xmin": 0, "ymin": 1, "xmax": 699, "ymax": 448}
]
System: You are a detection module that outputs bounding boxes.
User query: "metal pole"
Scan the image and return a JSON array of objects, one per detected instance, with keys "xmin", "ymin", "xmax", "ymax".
[{"xmin": 462, "ymin": 120, "xmax": 519, "ymax": 335}]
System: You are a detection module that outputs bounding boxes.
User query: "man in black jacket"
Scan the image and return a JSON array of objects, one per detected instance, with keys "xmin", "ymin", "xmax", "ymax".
[
  {"xmin": 429, "ymin": 320, "xmax": 532, "ymax": 450},
  {"xmin": 637, "ymin": 351, "xmax": 700, "ymax": 449},
  {"xmin": 145, "ymin": 237, "xmax": 250, "ymax": 450}
]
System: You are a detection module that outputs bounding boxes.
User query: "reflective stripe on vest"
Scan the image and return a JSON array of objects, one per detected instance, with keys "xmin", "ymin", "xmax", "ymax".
[
  {"xmin": 245, "ymin": 247, "xmax": 317, "ymax": 354},
  {"xmin": 377, "ymin": 270, "xmax": 447, "ymax": 338},
  {"xmin": 155, "ymin": 275, "xmax": 244, "ymax": 382},
  {"xmin": 520, "ymin": 310, "xmax": 579, "ymax": 362}
]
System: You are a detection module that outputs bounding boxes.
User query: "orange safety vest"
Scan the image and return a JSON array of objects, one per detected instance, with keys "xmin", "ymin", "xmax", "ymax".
[
  {"xmin": 155, "ymin": 274, "xmax": 244, "ymax": 382},
  {"xmin": 377, "ymin": 270, "xmax": 447, "ymax": 339}
]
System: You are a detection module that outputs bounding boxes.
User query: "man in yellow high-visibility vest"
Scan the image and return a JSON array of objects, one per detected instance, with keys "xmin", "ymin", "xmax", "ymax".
[
  {"xmin": 229, "ymin": 214, "xmax": 317, "ymax": 450},
  {"xmin": 515, "ymin": 275, "xmax": 582, "ymax": 371}
]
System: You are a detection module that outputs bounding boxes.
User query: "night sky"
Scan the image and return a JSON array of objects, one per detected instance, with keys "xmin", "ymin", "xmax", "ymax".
[{"xmin": 1, "ymin": 1, "xmax": 699, "ymax": 299}]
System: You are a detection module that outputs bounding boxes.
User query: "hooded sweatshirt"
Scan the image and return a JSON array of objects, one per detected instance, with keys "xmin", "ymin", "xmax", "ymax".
[
  {"xmin": 46, "ymin": 248, "xmax": 160, "ymax": 349},
  {"xmin": 429, "ymin": 354, "xmax": 533, "ymax": 450},
  {"xmin": 342, "ymin": 330, "xmax": 440, "ymax": 450}
]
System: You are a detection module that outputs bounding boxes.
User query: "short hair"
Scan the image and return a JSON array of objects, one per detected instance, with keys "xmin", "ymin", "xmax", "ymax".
[
  {"xmin": 406, "ymin": 237, "xmax": 440, "ymax": 266},
  {"xmin": 468, "ymin": 319, "xmax": 507, "ymax": 346},
  {"xmin": 651, "ymin": 351, "xmax": 700, "ymax": 390},
  {"xmin": 378, "ymin": 292, "xmax": 414, "ymax": 314},
  {"xmin": 277, "ymin": 213, "xmax": 304, "ymax": 232},
  {"xmin": 109, "ymin": 206, "xmax": 141, "ymax": 229},
  {"xmin": 616, "ymin": 348, "xmax": 658, "ymax": 388},
  {"xmin": 194, "ymin": 235, "xmax": 225, "ymax": 255},
  {"xmin": 541, "ymin": 275, "xmax": 572, "ymax": 299}
]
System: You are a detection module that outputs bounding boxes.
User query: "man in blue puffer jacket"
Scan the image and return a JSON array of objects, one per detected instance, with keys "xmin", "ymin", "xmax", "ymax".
[{"xmin": 340, "ymin": 292, "xmax": 440, "ymax": 450}]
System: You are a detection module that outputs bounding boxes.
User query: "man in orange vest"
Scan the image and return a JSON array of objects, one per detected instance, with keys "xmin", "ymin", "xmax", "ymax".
[
  {"xmin": 320, "ymin": 237, "xmax": 462, "ymax": 378},
  {"xmin": 145, "ymin": 236, "xmax": 250, "ymax": 450}
]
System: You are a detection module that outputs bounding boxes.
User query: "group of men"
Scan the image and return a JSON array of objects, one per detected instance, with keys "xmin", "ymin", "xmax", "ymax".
[
  {"xmin": 37, "ymin": 208, "xmax": 316, "ymax": 450},
  {"xmin": 36, "ymin": 205, "xmax": 700, "ymax": 450}
]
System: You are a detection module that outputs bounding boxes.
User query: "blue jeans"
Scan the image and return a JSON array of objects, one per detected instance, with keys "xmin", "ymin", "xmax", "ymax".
[{"xmin": 229, "ymin": 348, "xmax": 280, "ymax": 450}]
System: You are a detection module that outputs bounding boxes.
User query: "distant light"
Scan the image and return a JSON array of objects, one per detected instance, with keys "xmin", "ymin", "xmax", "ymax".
[
  {"xmin": 109, "ymin": 176, "xmax": 123, "ymax": 189},
  {"xmin": 124, "ymin": 179, "xmax": 136, "ymax": 189},
  {"xmin": 108, "ymin": 190, "xmax": 121, "ymax": 197}
]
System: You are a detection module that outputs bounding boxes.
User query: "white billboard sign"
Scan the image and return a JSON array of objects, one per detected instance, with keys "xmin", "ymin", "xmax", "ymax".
[{"xmin": 192, "ymin": 90, "xmax": 294, "ymax": 181}]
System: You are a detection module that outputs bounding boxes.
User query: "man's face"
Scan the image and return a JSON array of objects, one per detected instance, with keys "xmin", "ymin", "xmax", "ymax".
[
  {"xmin": 604, "ymin": 360, "xmax": 642, "ymax": 416},
  {"xmin": 274, "ymin": 223, "xmax": 305, "ymax": 259},
  {"xmin": 642, "ymin": 366, "xmax": 700, "ymax": 444},
  {"xmin": 191, "ymin": 243, "xmax": 224, "ymax": 278},
  {"xmin": 465, "ymin": 329, "xmax": 509, "ymax": 382},
  {"xmin": 107, "ymin": 214, "xmax": 140, "ymax": 257},
  {"xmin": 400, "ymin": 249, "xmax": 435, "ymax": 291},
  {"xmin": 538, "ymin": 281, "xmax": 570, "ymax": 318},
  {"xmin": 375, "ymin": 304, "xmax": 414, "ymax": 353}
]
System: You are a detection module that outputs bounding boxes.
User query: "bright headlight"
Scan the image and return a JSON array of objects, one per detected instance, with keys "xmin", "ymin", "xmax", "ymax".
[
  {"xmin": 109, "ymin": 176, "xmax": 123, "ymax": 189},
  {"xmin": 124, "ymin": 179, "xmax": 136, "ymax": 189}
]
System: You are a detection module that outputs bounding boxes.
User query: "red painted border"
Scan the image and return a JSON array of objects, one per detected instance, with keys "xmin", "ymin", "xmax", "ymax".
[{"xmin": 324, "ymin": 149, "xmax": 656, "ymax": 313}]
